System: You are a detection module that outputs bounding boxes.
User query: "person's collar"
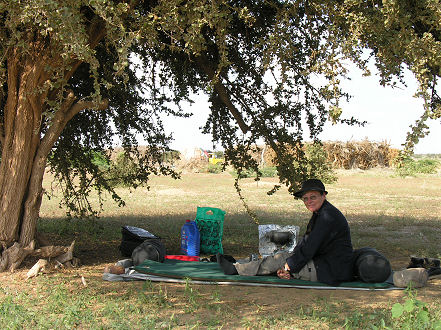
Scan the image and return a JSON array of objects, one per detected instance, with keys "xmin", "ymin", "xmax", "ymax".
[{"xmin": 313, "ymin": 199, "xmax": 328, "ymax": 214}]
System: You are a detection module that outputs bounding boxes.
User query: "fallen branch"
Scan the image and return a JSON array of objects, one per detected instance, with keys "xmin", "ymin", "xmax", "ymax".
[
  {"xmin": 55, "ymin": 240, "xmax": 75, "ymax": 264},
  {"xmin": 81, "ymin": 276, "xmax": 87, "ymax": 287},
  {"xmin": 26, "ymin": 259, "xmax": 48, "ymax": 280},
  {"xmin": 1, "ymin": 239, "xmax": 78, "ymax": 274},
  {"xmin": 32, "ymin": 245, "xmax": 68, "ymax": 258}
]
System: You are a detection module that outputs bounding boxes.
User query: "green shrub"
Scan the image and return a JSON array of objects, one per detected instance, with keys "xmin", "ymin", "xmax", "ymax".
[
  {"xmin": 230, "ymin": 166, "xmax": 278, "ymax": 179},
  {"xmin": 304, "ymin": 143, "xmax": 337, "ymax": 184},
  {"xmin": 396, "ymin": 157, "xmax": 440, "ymax": 177},
  {"xmin": 231, "ymin": 168, "xmax": 257, "ymax": 178},
  {"xmin": 91, "ymin": 151, "xmax": 110, "ymax": 170},
  {"xmin": 105, "ymin": 152, "xmax": 138, "ymax": 187},
  {"xmin": 207, "ymin": 163, "xmax": 223, "ymax": 174},
  {"xmin": 415, "ymin": 159, "xmax": 440, "ymax": 173},
  {"xmin": 259, "ymin": 166, "xmax": 278, "ymax": 177},
  {"xmin": 391, "ymin": 289, "xmax": 441, "ymax": 329}
]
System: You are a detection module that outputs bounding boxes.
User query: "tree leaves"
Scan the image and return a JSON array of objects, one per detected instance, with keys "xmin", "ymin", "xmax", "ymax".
[
  {"xmin": 2, "ymin": 0, "xmax": 438, "ymax": 218},
  {"xmin": 327, "ymin": 0, "xmax": 441, "ymax": 154}
]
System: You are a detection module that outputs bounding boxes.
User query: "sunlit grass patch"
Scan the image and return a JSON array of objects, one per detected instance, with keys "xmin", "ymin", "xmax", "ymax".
[{"xmin": 6, "ymin": 167, "xmax": 436, "ymax": 328}]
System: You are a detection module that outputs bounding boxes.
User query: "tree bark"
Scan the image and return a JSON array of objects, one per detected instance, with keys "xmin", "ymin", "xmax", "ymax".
[
  {"xmin": 0, "ymin": 13, "xmax": 108, "ymax": 271},
  {"xmin": 0, "ymin": 48, "xmax": 46, "ymax": 248},
  {"xmin": 0, "ymin": 40, "xmax": 107, "ymax": 271}
]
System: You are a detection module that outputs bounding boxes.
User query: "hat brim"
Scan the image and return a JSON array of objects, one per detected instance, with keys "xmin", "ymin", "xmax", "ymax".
[{"xmin": 294, "ymin": 188, "xmax": 327, "ymax": 198}]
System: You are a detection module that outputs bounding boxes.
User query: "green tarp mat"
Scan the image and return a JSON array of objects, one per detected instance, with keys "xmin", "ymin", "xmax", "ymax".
[{"xmin": 134, "ymin": 259, "xmax": 396, "ymax": 290}]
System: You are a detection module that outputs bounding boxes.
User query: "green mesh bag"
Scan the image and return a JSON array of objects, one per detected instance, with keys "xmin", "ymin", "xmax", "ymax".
[{"xmin": 195, "ymin": 207, "xmax": 225, "ymax": 254}]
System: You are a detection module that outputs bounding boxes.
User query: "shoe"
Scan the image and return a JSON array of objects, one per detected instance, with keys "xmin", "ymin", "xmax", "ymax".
[
  {"xmin": 407, "ymin": 256, "xmax": 425, "ymax": 269},
  {"xmin": 116, "ymin": 259, "xmax": 133, "ymax": 269},
  {"xmin": 428, "ymin": 267, "xmax": 441, "ymax": 277},
  {"xmin": 216, "ymin": 253, "xmax": 238, "ymax": 275},
  {"xmin": 424, "ymin": 258, "xmax": 441, "ymax": 269},
  {"xmin": 393, "ymin": 268, "xmax": 429, "ymax": 288},
  {"xmin": 104, "ymin": 264, "xmax": 125, "ymax": 275}
]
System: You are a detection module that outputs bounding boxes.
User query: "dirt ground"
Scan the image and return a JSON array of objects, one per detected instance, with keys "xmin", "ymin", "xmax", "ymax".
[
  {"xmin": 78, "ymin": 249, "xmax": 441, "ymax": 307},
  {"xmin": 5, "ymin": 246, "xmax": 440, "ymax": 321},
  {"xmin": 2, "ymin": 266, "xmax": 440, "ymax": 329}
]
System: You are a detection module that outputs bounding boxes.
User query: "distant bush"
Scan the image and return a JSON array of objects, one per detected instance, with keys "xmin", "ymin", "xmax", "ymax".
[
  {"xmin": 207, "ymin": 163, "xmax": 223, "ymax": 174},
  {"xmin": 262, "ymin": 140, "xmax": 399, "ymax": 170},
  {"xmin": 396, "ymin": 157, "xmax": 440, "ymax": 177},
  {"xmin": 230, "ymin": 144, "xmax": 336, "ymax": 183},
  {"xmin": 304, "ymin": 143, "xmax": 337, "ymax": 183},
  {"xmin": 162, "ymin": 150, "xmax": 180, "ymax": 163},
  {"xmin": 91, "ymin": 151, "xmax": 110, "ymax": 170},
  {"xmin": 322, "ymin": 140, "xmax": 399, "ymax": 169},
  {"xmin": 259, "ymin": 166, "xmax": 278, "ymax": 177},
  {"xmin": 230, "ymin": 166, "xmax": 278, "ymax": 178},
  {"xmin": 229, "ymin": 168, "xmax": 255, "ymax": 178},
  {"xmin": 105, "ymin": 152, "xmax": 138, "ymax": 187},
  {"xmin": 413, "ymin": 153, "xmax": 441, "ymax": 160}
]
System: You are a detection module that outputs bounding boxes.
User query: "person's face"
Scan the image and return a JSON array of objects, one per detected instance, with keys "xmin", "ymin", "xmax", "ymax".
[{"xmin": 301, "ymin": 190, "xmax": 326, "ymax": 213}]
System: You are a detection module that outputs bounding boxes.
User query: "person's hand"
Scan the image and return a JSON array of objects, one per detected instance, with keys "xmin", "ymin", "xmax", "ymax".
[{"xmin": 277, "ymin": 268, "xmax": 291, "ymax": 280}]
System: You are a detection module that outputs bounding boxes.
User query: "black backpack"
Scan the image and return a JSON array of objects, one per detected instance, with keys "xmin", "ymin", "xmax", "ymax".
[{"xmin": 353, "ymin": 247, "xmax": 392, "ymax": 283}]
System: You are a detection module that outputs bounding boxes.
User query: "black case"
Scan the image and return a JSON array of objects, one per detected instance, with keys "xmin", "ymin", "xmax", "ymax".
[{"xmin": 119, "ymin": 226, "xmax": 162, "ymax": 257}]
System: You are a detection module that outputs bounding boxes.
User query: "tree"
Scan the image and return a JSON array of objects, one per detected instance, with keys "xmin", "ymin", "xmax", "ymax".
[
  {"xmin": 1, "ymin": 0, "xmax": 439, "ymax": 271},
  {"xmin": 322, "ymin": 0, "xmax": 441, "ymax": 154}
]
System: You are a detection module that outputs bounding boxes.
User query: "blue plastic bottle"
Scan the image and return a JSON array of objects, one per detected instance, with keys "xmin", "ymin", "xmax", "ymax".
[{"xmin": 180, "ymin": 220, "xmax": 200, "ymax": 256}]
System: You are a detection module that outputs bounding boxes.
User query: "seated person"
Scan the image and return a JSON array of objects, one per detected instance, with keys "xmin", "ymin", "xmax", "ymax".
[{"xmin": 217, "ymin": 179, "xmax": 354, "ymax": 285}]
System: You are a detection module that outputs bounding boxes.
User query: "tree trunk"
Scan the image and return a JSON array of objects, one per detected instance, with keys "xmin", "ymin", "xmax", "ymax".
[
  {"xmin": 0, "ymin": 44, "xmax": 108, "ymax": 271},
  {"xmin": 0, "ymin": 15, "xmax": 108, "ymax": 271},
  {"xmin": 0, "ymin": 45, "xmax": 53, "ymax": 271},
  {"xmin": 0, "ymin": 49, "xmax": 45, "ymax": 249}
]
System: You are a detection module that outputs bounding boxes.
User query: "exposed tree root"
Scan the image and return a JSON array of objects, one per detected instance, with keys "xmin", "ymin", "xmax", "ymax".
[
  {"xmin": 0, "ymin": 240, "xmax": 36, "ymax": 272},
  {"xmin": 0, "ymin": 240, "xmax": 78, "ymax": 277}
]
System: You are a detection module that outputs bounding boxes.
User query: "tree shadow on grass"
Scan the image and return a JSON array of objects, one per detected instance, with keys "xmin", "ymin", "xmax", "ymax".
[{"xmin": 37, "ymin": 210, "xmax": 440, "ymax": 267}]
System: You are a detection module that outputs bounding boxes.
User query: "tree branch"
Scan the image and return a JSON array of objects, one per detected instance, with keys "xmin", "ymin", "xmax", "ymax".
[
  {"xmin": 38, "ymin": 91, "xmax": 108, "ymax": 160},
  {"xmin": 65, "ymin": 97, "xmax": 109, "ymax": 122},
  {"xmin": 195, "ymin": 55, "xmax": 249, "ymax": 133},
  {"xmin": 59, "ymin": 18, "xmax": 107, "ymax": 91}
]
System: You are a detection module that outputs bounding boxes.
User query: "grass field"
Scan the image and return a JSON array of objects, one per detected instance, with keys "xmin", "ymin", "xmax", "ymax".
[{"xmin": 1, "ymin": 168, "xmax": 441, "ymax": 329}]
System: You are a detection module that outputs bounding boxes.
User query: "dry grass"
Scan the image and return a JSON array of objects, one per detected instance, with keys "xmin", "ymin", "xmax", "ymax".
[
  {"xmin": 261, "ymin": 140, "xmax": 400, "ymax": 169},
  {"xmin": 1, "ymin": 168, "xmax": 440, "ymax": 328},
  {"xmin": 39, "ymin": 168, "xmax": 441, "ymax": 265}
]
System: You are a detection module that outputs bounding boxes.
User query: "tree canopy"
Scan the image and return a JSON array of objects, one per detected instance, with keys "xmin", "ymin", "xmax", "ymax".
[
  {"xmin": 326, "ymin": 0, "xmax": 441, "ymax": 152},
  {"xmin": 0, "ymin": 0, "xmax": 440, "ymax": 270}
]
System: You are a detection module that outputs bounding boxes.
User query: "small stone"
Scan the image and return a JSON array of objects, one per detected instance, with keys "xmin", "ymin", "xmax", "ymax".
[{"xmin": 104, "ymin": 264, "xmax": 125, "ymax": 275}]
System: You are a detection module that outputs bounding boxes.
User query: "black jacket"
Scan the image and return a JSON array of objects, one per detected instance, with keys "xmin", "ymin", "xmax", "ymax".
[{"xmin": 286, "ymin": 200, "xmax": 353, "ymax": 285}]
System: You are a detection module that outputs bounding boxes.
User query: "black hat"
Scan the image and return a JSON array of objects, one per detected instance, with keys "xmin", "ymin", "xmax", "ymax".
[{"xmin": 294, "ymin": 179, "xmax": 327, "ymax": 198}]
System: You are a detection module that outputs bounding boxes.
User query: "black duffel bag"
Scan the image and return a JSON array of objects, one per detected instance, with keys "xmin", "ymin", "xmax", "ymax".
[
  {"xmin": 353, "ymin": 247, "xmax": 392, "ymax": 283},
  {"xmin": 132, "ymin": 239, "xmax": 166, "ymax": 265}
]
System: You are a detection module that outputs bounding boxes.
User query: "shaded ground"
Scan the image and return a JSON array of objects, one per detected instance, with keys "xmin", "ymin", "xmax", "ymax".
[
  {"xmin": 3, "ymin": 170, "xmax": 439, "ymax": 327},
  {"xmin": 10, "ymin": 238, "xmax": 441, "ymax": 323},
  {"xmin": 3, "ymin": 259, "xmax": 441, "ymax": 329}
]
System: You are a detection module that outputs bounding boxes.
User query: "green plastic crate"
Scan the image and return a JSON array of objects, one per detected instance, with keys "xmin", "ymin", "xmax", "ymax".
[{"xmin": 195, "ymin": 207, "xmax": 225, "ymax": 254}]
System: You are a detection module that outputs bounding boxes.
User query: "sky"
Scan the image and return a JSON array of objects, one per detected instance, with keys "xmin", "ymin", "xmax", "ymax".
[{"xmin": 162, "ymin": 67, "xmax": 441, "ymax": 155}]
